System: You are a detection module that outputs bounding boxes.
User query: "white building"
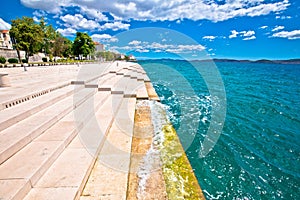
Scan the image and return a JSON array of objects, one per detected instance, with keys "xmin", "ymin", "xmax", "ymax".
[
  {"xmin": 0, "ymin": 30, "xmax": 13, "ymax": 49},
  {"xmin": 94, "ymin": 42, "xmax": 105, "ymax": 52},
  {"xmin": 128, "ymin": 54, "xmax": 136, "ymax": 61}
]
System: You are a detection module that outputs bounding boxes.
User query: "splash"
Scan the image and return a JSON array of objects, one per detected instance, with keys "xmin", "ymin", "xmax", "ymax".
[
  {"xmin": 148, "ymin": 101, "xmax": 205, "ymax": 199},
  {"xmin": 136, "ymin": 100, "xmax": 164, "ymax": 199}
]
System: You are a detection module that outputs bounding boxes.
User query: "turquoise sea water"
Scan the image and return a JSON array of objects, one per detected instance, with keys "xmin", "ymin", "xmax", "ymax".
[{"xmin": 139, "ymin": 60, "xmax": 300, "ymax": 199}]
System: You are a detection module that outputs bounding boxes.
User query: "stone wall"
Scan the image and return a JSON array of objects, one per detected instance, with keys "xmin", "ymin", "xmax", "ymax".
[
  {"xmin": 0, "ymin": 48, "xmax": 46, "ymax": 62},
  {"xmin": 0, "ymin": 48, "xmax": 25, "ymax": 59},
  {"xmin": 28, "ymin": 53, "xmax": 46, "ymax": 63}
]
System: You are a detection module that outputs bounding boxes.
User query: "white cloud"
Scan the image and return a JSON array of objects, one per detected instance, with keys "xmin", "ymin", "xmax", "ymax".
[
  {"xmin": 272, "ymin": 25, "xmax": 285, "ymax": 32},
  {"xmin": 33, "ymin": 16, "xmax": 40, "ymax": 22},
  {"xmin": 57, "ymin": 27, "xmax": 77, "ymax": 36},
  {"xmin": 33, "ymin": 10, "xmax": 47, "ymax": 18},
  {"xmin": 229, "ymin": 30, "xmax": 239, "ymax": 38},
  {"xmin": 112, "ymin": 41, "xmax": 206, "ymax": 54},
  {"xmin": 136, "ymin": 49, "xmax": 150, "ymax": 53},
  {"xmin": 20, "ymin": 0, "xmax": 291, "ymax": 22},
  {"xmin": 0, "ymin": 18, "xmax": 11, "ymax": 30},
  {"xmin": 60, "ymin": 14, "xmax": 100, "ymax": 30},
  {"xmin": 80, "ymin": 6, "xmax": 108, "ymax": 21},
  {"xmin": 100, "ymin": 21, "xmax": 130, "ymax": 31},
  {"xmin": 91, "ymin": 34, "xmax": 118, "ymax": 43},
  {"xmin": 260, "ymin": 25, "xmax": 268, "ymax": 29},
  {"xmin": 149, "ymin": 42, "xmax": 174, "ymax": 50},
  {"xmin": 243, "ymin": 35, "xmax": 256, "ymax": 40},
  {"xmin": 21, "ymin": 0, "xmax": 69, "ymax": 13},
  {"xmin": 32, "ymin": 11, "xmax": 48, "ymax": 23},
  {"xmin": 272, "ymin": 30, "xmax": 300, "ymax": 40},
  {"xmin": 229, "ymin": 30, "xmax": 256, "ymax": 40},
  {"xmin": 276, "ymin": 15, "xmax": 291, "ymax": 19},
  {"xmin": 128, "ymin": 40, "xmax": 142, "ymax": 46},
  {"xmin": 114, "ymin": 2, "xmax": 137, "ymax": 13},
  {"xmin": 177, "ymin": 44, "xmax": 206, "ymax": 51},
  {"xmin": 60, "ymin": 14, "xmax": 129, "ymax": 31},
  {"xmin": 242, "ymin": 30, "xmax": 255, "ymax": 37},
  {"xmin": 202, "ymin": 36, "xmax": 216, "ymax": 41}
]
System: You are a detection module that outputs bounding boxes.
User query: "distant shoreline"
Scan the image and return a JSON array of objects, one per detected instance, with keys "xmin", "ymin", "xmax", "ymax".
[
  {"xmin": 207, "ymin": 58, "xmax": 300, "ymax": 65},
  {"xmin": 138, "ymin": 58, "xmax": 300, "ymax": 65}
]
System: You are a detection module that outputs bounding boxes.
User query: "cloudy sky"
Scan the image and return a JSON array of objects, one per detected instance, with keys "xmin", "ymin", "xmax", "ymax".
[{"xmin": 0, "ymin": 0, "xmax": 299, "ymax": 60}]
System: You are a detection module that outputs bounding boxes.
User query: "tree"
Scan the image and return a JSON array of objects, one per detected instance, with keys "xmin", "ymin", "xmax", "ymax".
[
  {"xmin": 62, "ymin": 38, "xmax": 73, "ymax": 58},
  {"xmin": 52, "ymin": 33, "xmax": 72, "ymax": 57},
  {"xmin": 10, "ymin": 17, "xmax": 44, "ymax": 62},
  {"xmin": 73, "ymin": 32, "xmax": 95, "ymax": 59},
  {"xmin": 39, "ymin": 18, "xmax": 57, "ymax": 55},
  {"xmin": 96, "ymin": 51, "xmax": 116, "ymax": 61}
]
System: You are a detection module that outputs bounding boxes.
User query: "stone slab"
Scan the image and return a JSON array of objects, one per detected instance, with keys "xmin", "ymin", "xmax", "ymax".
[
  {"xmin": 24, "ymin": 188, "xmax": 78, "ymax": 200},
  {"xmin": 35, "ymin": 148, "xmax": 93, "ymax": 188},
  {"xmin": 0, "ymin": 179, "xmax": 31, "ymax": 200}
]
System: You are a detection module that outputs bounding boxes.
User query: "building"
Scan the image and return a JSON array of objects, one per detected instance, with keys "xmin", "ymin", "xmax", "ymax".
[
  {"xmin": 120, "ymin": 54, "xmax": 125, "ymax": 59},
  {"xmin": 128, "ymin": 54, "xmax": 136, "ymax": 61},
  {"xmin": 94, "ymin": 42, "xmax": 105, "ymax": 52},
  {"xmin": 0, "ymin": 30, "xmax": 13, "ymax": 49}
]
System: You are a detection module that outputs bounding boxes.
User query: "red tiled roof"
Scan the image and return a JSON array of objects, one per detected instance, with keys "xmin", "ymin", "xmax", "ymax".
[
  {"xmin": 1, "ymin": 30, "xmax": 9, "ymax": 33},
  {"xmin": 94, "ymin": 41, "xmax": 100, "ymax": 45}
]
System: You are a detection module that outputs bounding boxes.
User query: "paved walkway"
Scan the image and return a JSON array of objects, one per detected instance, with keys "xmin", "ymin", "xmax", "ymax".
[
  {"xmin": 0, "ymin": 63, "xmax": 112, "ymax": 110},
  {"xmin": 0, "ymin": 61, "xmax": 155, "ymax": 200}
]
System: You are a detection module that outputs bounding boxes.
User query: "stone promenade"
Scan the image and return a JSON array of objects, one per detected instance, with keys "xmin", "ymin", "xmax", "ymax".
[{"xmin": 0, "ymin": 61, "xmax": 159, "ymax": 200}]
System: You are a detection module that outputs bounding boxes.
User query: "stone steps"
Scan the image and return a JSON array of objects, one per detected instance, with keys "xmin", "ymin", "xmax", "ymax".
[
  {"xmin": 0, "ymin": 90, "xmax": 111, "ymax": 200},
  {"xmin": 0, "ymin": 80, "xmax": 71, "ymax": 111},
  {"xmin": 80, "ymin": 97, "xmax": 136, "ymax": 200},
  {"xmin": 0, "ymin": 84, "xmax": 81, "ymax": 131},
  {"xmin": 99, "ymin": 72, "xmax": 127, "ymax": 93},
  {"xmin": 23, "ymin": 93, "xmax": 125, "ymax": 200},
  {"xmin": 84, "ymin": 66, "xmax": 125, "ymax": 90},
  {"xmin": 0, "ymin": 61, "xmax": 154, "ymax": 200},
  {"xmin": 0, "ymin": 88, "xmax": 96, "ymax": 165}
]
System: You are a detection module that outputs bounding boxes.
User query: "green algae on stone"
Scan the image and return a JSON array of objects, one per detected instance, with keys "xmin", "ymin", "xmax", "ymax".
[{"xmin": 159, "ymin": 124, "xmax": 206, "ymax": 200}]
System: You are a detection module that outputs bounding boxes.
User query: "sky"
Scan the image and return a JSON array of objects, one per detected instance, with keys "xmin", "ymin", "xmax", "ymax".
[{"xmin": 0, "ymin": 0, "xmax": 299, "ymax": 60}]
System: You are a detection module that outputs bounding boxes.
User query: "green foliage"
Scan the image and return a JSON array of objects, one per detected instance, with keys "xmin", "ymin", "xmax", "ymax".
[
  {"xmin": 0, "ymin": 56, "xmax": 6, "ymax": 64},
  {"xmin": 10, "ymin": 17, "xmax": 44, "ymax": 60},
  {"xmin": 56, "ymin": 59, "xmax": 65, "ymax": 63},
  {"xmin": 52, "ymin": 34, "xmax": 72, "ymax": 57},
  {"xmin": 62, "ymin": 38, "xmax": 73, "ymax": 58},
  {"xmin": 8, "ymin": 58, "xmax": 19, "ymax": 64},
  {"xmin": 49, "ymin": 54, "xmax": 53, "ymax": 62},
  {"xmin": 96, "ymin": 51, "xmax": 117, "ymax": 61},
  {"xmin": 9, "ymin": 16, "xmax": 98, "ymax": 62},
  {"xmin": 38, "ymin": 18, "xmax": 73, "ymax": 58},
  {"xmin": 39, "ymin": 18, "xmax": 58, "ymax": 55},
  {"xmin": 42, "ymin": 57, "xmax": 48, "ymax": 62},
  {"xmin": 22, "ymin": 59, "xmax": 28, "ymax": 63},
  {"xmin": 73, "ymin": 32, "xmax": 95, "ymax": 58}
]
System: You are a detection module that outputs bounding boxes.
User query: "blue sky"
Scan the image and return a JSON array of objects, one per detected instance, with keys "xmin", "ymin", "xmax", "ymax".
[{"xmin": 0, "ymin": 0, "xmax": 299, "ymax": 60}]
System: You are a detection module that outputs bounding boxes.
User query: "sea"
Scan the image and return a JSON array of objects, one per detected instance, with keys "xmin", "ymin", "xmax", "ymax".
[{"xmin": 138, "ymin": 59, "xmax": 300, "ymax": 199}]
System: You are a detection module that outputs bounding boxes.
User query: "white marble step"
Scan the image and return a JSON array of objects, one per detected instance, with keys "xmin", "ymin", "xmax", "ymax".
[
  {"xmin": 0, "ymin": 91, "xmax": 110, "ymax": 200},
  {"xmin": 0, "ymin": 88, "xmax": 96, "ymax": 165},
  {"xmin": 0, "ymin": 85, "xmax": 82, "ymax": 132},
  {"xmin": 80, "ymin": 97, "xmax": 136, "ymax": 200},
  {"xmin": 24, "ymin": 94, "xmax": 124, "ymax": 200}
]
